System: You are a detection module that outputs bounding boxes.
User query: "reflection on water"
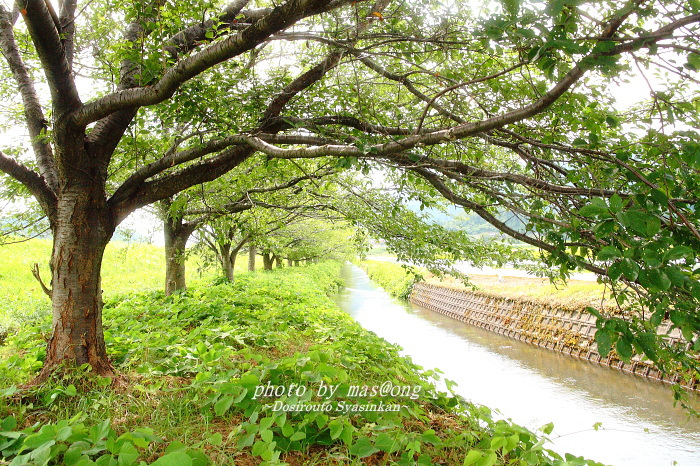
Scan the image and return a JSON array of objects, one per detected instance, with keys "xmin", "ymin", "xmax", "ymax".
[{"xmin": 333, "ymin": 264, "xmax": 700, "ymax": 466}]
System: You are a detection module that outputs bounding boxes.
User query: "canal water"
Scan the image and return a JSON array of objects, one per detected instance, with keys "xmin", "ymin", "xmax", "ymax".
[{"xmin": 333, "ymin": 264, "xmax": 700, "ymax": 466}]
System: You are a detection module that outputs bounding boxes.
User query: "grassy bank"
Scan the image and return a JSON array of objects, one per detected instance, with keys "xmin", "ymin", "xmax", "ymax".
[
  {"xmin": 361, "ymin": 259, "xmax": 611, "ymax": 311},
  {"xmin": 358, "ymin": 261, "xmax": 423, "ymax": 300},
  {"xmin": 0, "ymin": 238, "xmax": 226, "ymax": 337},
  {"xmin": 0, "ymin": 256, "xmax": 600, "ymax": 465}
]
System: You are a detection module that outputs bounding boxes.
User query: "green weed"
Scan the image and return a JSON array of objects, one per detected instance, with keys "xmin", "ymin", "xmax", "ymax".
[{"xmin": 0, "ymin": 259, "xmax": 602, "ymax": 465}]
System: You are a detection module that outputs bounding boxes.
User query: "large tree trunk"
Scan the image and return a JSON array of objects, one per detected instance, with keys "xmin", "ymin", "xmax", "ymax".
[
  {"xmin": 262, "ymin": 251, "xmax": 274, "ymax": 270},
  {"xmin": 41, "ymin": 177, "xmax": 116, "ymax": 378},
  {"xmin": 220, "ymin": 243, "xmax": 234, "ymax": 282},
  {"xmin": 220, "ymin": 239, "xmax": 246, "ymax": 282},
  {"xmin": 248, "ymin": 244, "xmax": 256, "ymax": 272},
  {"xmin": 163, "ymin": 214, "xmax": 196, "ymax": 296}
]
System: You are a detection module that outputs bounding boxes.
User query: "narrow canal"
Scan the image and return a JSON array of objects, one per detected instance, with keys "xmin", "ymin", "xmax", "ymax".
[{"xmin": 333, "ymin": 264, "xmax": 700, "ymax": 466}]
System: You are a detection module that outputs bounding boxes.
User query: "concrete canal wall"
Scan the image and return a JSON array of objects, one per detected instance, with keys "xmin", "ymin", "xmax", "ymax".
[{"xmin": 410, "ymin": 281, "xmax": 697, "ymax": 389}]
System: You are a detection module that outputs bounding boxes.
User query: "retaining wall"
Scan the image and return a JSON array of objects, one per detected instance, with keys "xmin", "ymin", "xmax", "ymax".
[{"xmin": 410, "ymin": 281, "xmax": 697, "ymax": 389}]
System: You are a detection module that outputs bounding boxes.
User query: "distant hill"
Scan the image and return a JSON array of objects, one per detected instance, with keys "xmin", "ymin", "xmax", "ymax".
[{"xmin": 403, "ymin": 200, "xmax": 524, "ymax": 236}]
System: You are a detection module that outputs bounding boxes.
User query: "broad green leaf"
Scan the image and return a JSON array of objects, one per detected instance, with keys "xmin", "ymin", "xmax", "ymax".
[
  {"xmin": 328, "ymin": 420, "xmax": 344, "ymax": 440},
  {"xmin": 117, "ymin": 442, "xmax": 139, "ymax": 466},
  {"xmin": 207, "ymin": 433, "xmax": 222, "ymax": 446},
  {"xmin": 419, "ymin": 429, "xmax": 442, "ymax": 445},
  {"xmin": 213, "ymin": 395, "xmax": 234, "ymax": 416},
  {"xmin": 597, "ymin": 246, "xmax": 622, "ymax": 260},
  {"xmin": 1, "ymin": 416, "xmax": 17, "ymax": 431},
  {"xmin": 349, "ymin": 436, "xmax": 379, "ymax": 458},
  {"xmin": 595, "ymin": 329, "xmax": 613, "ymax": 356},
  {"xmin": 616, "ymin": 337, "xmax": 633, "ymax": 362},
  {"xmin": 374, "ymin": 433, "xmax": 400, "ymax": 453},
  {"xmin": 150, "ymin": 452, "xmax": 192, "ymax": 466},
  {"xmin": 463, "ymin": 451, "xmax": 483, "ymax": 466}
]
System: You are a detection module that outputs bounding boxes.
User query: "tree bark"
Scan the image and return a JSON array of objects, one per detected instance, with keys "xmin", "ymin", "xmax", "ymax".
[
  {"xmin": 248, "ymin": 243, "xmax": 256, "ymax": 272},
  {"xmin": 219, "ymin": 242, "xmax": 234, "ymax": 282},
  {"xmin": 40, "ymin": 167, "xmax": 116, "ymax": 378},
  {"xmin": 220, "ymin": 239, "xmax": 246, "ymax": 282},
  {"xmin": 287, "ymin": 258, "xmax": 293, "ymax": 267},
  {"xmin": 275, "ymin": 255, "xmax": 283, "ymax": 268},
  {"xmin": 262, "ymin": 251, "xmax": 274, "ymax": 270},
  {"xmin": 163, "ymin": 214, "xmax": 196, "ymax": 296}
]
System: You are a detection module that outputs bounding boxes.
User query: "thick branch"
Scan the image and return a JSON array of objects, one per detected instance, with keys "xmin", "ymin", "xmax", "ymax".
[
  {"xmin": 17, "ymin": 0, "xmax": 81, "ymax": 114},
  {"xmin": 110, "ymin": 1, "xmax": 365, "ymax": 223},
  {"xmin": 58, "ymin": 0, "xmax": 76, "ymax": 65},
  {"xmin": 0, "ymin": 150, "xmax": 56, "ymax": 219},
  {"xmin": 110, "ymin": 145, "xmax": 253, "ymax": 223},
  {"xmin": 260, "ymin": 51, "xmax": 345, "ymax": 128},
  {"xmin": 73, "ymin": 0, "xmax": 349, "ymax": 126},
  {"xmin": 0, "ymin": 6, "xmax": 58, "ymax": 193},
  {"xmin": 163, "ymin": 1, "xmax": 261, "ymax": 61}
]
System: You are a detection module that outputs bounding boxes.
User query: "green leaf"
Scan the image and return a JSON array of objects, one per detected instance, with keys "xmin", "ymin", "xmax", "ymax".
[
  {"xmin": 618, "ymin": 211, "xmax": 661, "ymax": 237},
  {"xmin": 686, "ymin": 53, "xmax": 700, "ymax": 71},
  {"xmin": 164, "ymin": 441, "xmax": 186, "ymax": 454},
  {"xmin": 1, "ymin": 416, "xmax": 17, "ymax": 431},
  {"xmin": 540, "ymin": 422, "xmax": 554, "ymax": 435},
  {"xmin": 663, "ymin": 246, "xmax": 693, "ymax": 262},
  {"xmin": 597, "ymin": 246, "xmax": 622, "ymax": 261},
  {"xmin": 0, "ymin": 386, "xmax": 17, "ymax": 397},
  {"xmin": 619, "ymin": 258, "xmax": 640, "ymax": 281},
  {"xmin": 648, "ymin": 269, "xmax": 672, "ymax": 291},
  {"xmin": 616, "ymin": 337, "xmax": 633, "ymax": 362},
  {"xmin": 480, "ymin": 452, "xmax": 498, "ymax": 466},
  {"xmin": 207, "ymin": 433, "xmax": 222, "ymax": 446},
  {"xmin": 238, "ymin": 373, "xmax": 260, "ymax": 390},
  {"xmin": 607, "ymin": 261, "xmax": 624, "ymax": 281},
  {"xmin": 260, "ymin": 429, "xmax": 273, "ymax": 443},
  {"xmin": 420, "ymin": 430, "xmax": 442, "ymax": 445},
  {"xmin": 251, "ymin": 440, "xmax": 269, "ymax": 457},
  {"xmin": 463, "ymin": 450, "xmax": 483, "ymax": 465},
  {"xmin": 649, "ymin": 188, "xmax": 668, "ymax": 205},
  {"xmin": 608, "ymin": 194, "xmax": 623, "ymax": 212},
  {"xmin": 595, "ymin": 329, "xmax": 613, "ymax": 356},
  {"xmin": 213, "ymin": 395, "xmax": 234, "ymax": 416},
  {"xmin": 463, "ymin": 450, "xmax": 483, "ymax": 466},
  {"xmin": 349, "ymin": 436, "xmax": 379, "ymax": 458},
  {"xmin": 664, "ymin": 267, "xmax": 686, "ymax": 287},
  {"xmin": 151, "ymin": 452, "xmax": 193, "ymax": 466},
  {"xmin": 578, "ymin": 202, "xmax": 608, "ymax": 218},
  {"xmin": 374, "ymin": 433, "xmax": 399, "ymax": 453},
  {"xmin": 328, "ymin": 420, "xmax": 344, "ymax": 440},
  {"xmin": 118, "ymin": 442, "xmax": 139, "ymax": 466}
]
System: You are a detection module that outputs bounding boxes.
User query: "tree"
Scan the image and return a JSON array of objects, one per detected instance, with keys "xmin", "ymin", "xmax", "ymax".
[
  {"xmin": 1, "ymin": 0, "xmax": 699, "ymax": 380},
  {"xmin": 195, "ymin": 163, "xmax": 341, "ymax": 282},
  {"xmin": 159, "ymin": 159, "xmax": 336, "ymax": 293}
]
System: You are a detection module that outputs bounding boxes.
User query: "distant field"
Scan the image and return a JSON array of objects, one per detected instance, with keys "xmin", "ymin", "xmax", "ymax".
[
  {"xmin": 365, "ymin": 255, "xmax": 611, "ymax": 310},
  {"xmin": 426, "ymin": 273, "xmax": 613, "ymax": 310},
  {"xmin": 0, "ymin": 238, "xmax": 220, "ymax": 333}
]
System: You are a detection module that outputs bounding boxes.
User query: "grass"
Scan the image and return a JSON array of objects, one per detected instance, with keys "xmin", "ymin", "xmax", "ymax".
[
  {"xmin": 0, "ymin": 237, "xmax": 231, "ymax": 336},
  {"xmin": 0, "ymin": 240, "xmax": 604, "ymax": 465},
  {"xmin": 361, "ymin": 259, "xmax": 612, "ymax": 311},
  {"xmin": 426, "ymin": 274, "xmax": 613, "ymax": 311}
]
